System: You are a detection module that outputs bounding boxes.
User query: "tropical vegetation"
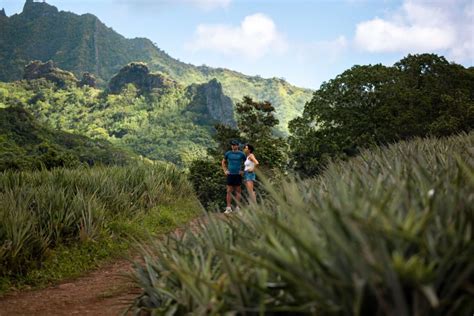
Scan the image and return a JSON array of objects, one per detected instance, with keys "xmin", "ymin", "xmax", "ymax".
[
  {"xmin": 289, "ymin": 54, "xmax": 474, "ymax": 176},
  {"xmin": 1, "ymin": 5, "xmax": 473, "ymax": 312},
  {"xmin": 132, "ymin": 132, "xmax": 474, "ymax": 315},
  {"xmin": 0, "ymin": 163, "xmax": 200, "ymax": 292},
  {"xmin": 188, "ymin": 96, "xmax": 286, "ymax": 210},
  {"xmin": 0, "ymin": 77, "xmax": 214, "ymax": 168},
  {"xmin": 0, "ymin": 105, "xmax": 134, "ymax": 171}
]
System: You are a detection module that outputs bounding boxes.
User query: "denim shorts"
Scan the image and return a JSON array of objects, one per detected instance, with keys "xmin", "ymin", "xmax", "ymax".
[{"xmin": 244, "ymin": 171, "xmax": 256, "ymax": 182}]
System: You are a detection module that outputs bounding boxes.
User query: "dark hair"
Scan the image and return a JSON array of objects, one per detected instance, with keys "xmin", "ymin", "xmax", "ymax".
[{"xmin": 245, "ymin": 144, "xmax": 254, "ymax": 153}]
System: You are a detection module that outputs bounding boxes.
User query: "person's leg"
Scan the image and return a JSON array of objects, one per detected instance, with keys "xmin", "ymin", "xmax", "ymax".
[
  {"xmin": 246, "ymin": 180, "xmax": 256, "ymax": 203},
  {"xmin": 226, "ymin": 185, "xmax": 233, "ymax": 207},
  {"xmin": 235, "ymin": 185, "xmax": 242, "ymax": 203},
  {"xmin": 244, "ymin": 180, "xmax": 250, "ymax": 201}
]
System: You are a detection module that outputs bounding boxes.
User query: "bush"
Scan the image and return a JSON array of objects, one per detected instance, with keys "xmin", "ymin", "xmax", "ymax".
[
  {"xmin": 188, "ymin": 159, "xmax": 226, "ymax": 210},
  {"xmin": 0, "ymin": 162, "xmax": 194, "ymax": 278},
  {"xmin": 131, "ymin": 132, "xmax": 474, "ymax": 315}
]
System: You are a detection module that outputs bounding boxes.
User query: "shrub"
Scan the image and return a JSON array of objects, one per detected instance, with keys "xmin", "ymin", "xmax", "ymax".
[
  {"xmin": 0, "ymin": 162, "xmax": 194, "ymax": 278},
  {"xmin": 188, "ymin": 159, "xmax": 226, "ymax": 210},
  {"xmin": 132, "ymin": 132, "xmax": 474, "ymax": 315}
]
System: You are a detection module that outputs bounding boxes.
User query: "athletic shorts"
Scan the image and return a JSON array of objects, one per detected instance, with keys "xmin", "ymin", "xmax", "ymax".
[
  {"xmin": 244, "ymin": 171, "xmax": 256, "ymax": 182},
  {"xmin": 227, "ymin": 174, "xmax": 242, "ymax": 186}
]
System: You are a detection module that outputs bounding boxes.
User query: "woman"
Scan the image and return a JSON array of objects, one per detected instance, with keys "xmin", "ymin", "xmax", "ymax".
[{"xmin": 243, "ymin": 144, "xmax": 259, "ymax": 203}]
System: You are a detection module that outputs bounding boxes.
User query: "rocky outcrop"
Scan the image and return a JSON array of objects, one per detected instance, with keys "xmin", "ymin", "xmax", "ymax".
[
  {"xmin": 79, "ymin": 72, "xmax": 97, "ymax": 88},
  {"xmin": 22, "ymin": 0, "xmax": 58, "ymax": 19},
  {"xmin": 0, "ymin": 8, "xmax": 7, "ymax": 23},
  {"xmin": 23, "ymin": 60, "xmax": 78, "ymax": 88},
  {"xmin": 186, "ymin": 79, "xmax": 236, "ymax": 127},
  {"xmin": 108, "ymin": 62, "xmax": 177, "ymax": 94}
]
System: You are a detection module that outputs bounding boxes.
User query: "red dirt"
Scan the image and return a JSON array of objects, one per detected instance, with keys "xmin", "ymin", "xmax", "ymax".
[
  {"xmin": 0, "ymin": 258, "xmax": 139, "ymax": 316},
  {"xmin": 0, "ymin": 215, "xmax": 214, "ymax": 316}
]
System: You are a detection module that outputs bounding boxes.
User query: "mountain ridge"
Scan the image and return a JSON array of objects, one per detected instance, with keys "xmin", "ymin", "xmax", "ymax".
[{"xmin": 0, "ymin": 0, "xmax": 312, "ymax": 131}]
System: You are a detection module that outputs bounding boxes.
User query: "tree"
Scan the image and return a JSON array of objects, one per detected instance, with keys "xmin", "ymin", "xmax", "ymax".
[
  {"xmin": 289, "ymin": 54, "xmax": 474, "ymax": 177},
  {"xmin": 208, "ymin": 123, "xmax": 240, "ymax": 158},
  {"xmin": 235, "ymin": 96, "xmax": 287, "ymax": 172},
  {"xmin": 189, "ymin": 96, "xmax": 287, "ymax": 209},
  {"xmin": 393, "ymin": 54, "xmax": 474, "ymax": 137}
]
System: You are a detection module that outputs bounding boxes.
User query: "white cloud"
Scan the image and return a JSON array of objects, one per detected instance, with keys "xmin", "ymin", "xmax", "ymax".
[
  {"xmin": 355, "ymin": 18, "xmax": 455, "ymax": 52},
  {"xmin": 187, "ymin": 13, "xmax": 287, "ymax": 59},
  {"xmin": 354, "ymin": 0, "xmax": 474, "ymax": 63}
]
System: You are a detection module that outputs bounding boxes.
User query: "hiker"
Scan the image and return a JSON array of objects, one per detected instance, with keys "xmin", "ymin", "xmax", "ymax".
[
  {"xmin": 222, "ymin": 140, "xmax": 246, "ymax": 213},
  {"xmin": 243, "ymin": 144, "xmax": 259, "ymax": 203}
]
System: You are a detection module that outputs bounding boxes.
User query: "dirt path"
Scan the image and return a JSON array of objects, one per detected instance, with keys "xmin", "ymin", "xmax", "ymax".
[
  {"xmin": 0, "ymin": 215, "xmax": 213, "ymax": 316},
  {"xmin": 0, "ymin": 258, "xmax": 138, "ymax": 316}
]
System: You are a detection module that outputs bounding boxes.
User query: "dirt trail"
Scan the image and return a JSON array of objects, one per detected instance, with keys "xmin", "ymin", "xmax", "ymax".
[
  {"xmin": 0, "ymin": 259, "xmax": 138, "ymax": 316},
  {"xmin": 0, "ymin": 216, "xmax": 212, "ymax": 316}
]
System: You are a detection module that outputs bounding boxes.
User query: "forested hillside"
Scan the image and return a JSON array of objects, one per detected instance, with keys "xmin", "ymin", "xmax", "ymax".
[
  {"xmin": 0, "ymin": 0, "xmax": 312, "ymax": 131},
  {"xmin": 0, "ymin": 61, "xmax": 239, "ymax": 167},
  {"xmin": 0, "ymin": 106, "xmax": 134, "ymax": 171}
]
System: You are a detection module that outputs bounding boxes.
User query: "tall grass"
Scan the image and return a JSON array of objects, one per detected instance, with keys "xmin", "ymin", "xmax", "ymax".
[
  {"xmin": 0, "ymin": 162, "xmax": 194, "ymax": 278},
  {"xmin": 132, "ymin": 132, "xmax": 474, "ymax": 315}
]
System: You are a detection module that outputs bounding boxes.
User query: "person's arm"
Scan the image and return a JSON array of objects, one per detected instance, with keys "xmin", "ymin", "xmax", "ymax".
[
  {"xmin": 221, "ymin": 158, "xmax": 229, "ymax": 175},
  {"xmin": 239, "ymin": 152, "xmax": 246, "ymax": 175},
  {"xmin": 249, "ymin": 154, "xmax": 259, "ymax": 172}
]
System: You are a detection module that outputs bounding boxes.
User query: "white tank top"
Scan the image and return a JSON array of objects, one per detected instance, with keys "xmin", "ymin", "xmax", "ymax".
[{"xmin": 244, "ymin": 155, "xmax": 255, "ymax": 171}]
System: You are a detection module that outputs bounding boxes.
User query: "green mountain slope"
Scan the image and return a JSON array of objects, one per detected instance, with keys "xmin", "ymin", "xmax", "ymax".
[
  {"xmin": 0, "ymin": 60, "xmax": 238, "ymax": 167},
  {"xmin": 0, "ymin": 106, "xmax": 135, "ymax": 171},
  {"xmin": 0, "ymin": 0, "xmax": 312, "ymax": 131}
]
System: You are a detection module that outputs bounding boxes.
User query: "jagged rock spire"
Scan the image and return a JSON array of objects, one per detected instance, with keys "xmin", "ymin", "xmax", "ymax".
[{"xmin": 22, "ymin": 0, "xmax": 58, "ymax": 18}]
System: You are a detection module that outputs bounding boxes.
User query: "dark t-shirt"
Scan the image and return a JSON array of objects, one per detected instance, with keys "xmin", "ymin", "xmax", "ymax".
[{"xmin": 224, "ymin": 150, "xmax": 246, "ymax": 174}]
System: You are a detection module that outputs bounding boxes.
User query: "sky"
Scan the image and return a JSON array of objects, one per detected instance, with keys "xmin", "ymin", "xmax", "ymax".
[{"xmin": 1, "ymin": 0, "xmax": 473, "ymax": 89}]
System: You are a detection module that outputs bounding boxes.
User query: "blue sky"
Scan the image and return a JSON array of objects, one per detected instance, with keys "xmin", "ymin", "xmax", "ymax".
[{"xmin": 2, "ymin": 0, "xmax": 473, "ymax": 89}]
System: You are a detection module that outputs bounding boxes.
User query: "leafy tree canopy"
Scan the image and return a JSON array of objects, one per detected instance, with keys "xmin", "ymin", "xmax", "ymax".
[
  {"xmin": 289, "ymin": 54, "xmax": 474, "ymax": 176},
  {"xmin": 209, "ymin": 96, "xmax": 287, "ymax": 172}
]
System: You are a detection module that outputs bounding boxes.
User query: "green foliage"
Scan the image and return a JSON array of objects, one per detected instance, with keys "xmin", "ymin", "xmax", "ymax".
[
  {"xmin": 0, "ymin": 105, "xmax": 134, "ymax": 171},
  {"xmin": 132, "ymin": 132, "xmax": 474, "ymax": 315},
  {"xmin": 0, "ymin": 79, "xmax": 214, "ymax": 167},
  {"xmin": 0, "ymin": 1, "xmax": 313, "ymax": 133},
  {"xmin": 188, "ymin": 97, "xmax": 287, "ymax": 210},
  {"xmin": 5, "ymin": 198, "xmax": 200, "ymax": 293},
  {"xmin": 188, "ymin": 159, "xmax": 226, "ymax": 210},
  {"xmin": 0, "ymin": 162, "xmax": 197, "ymax": 287},
  {"xmin": 289, "ymin": 54, "xmax": 474, "ymax": 176},
  {"xmin": 208, "ymin": 124, "xmax": 241, "ymax": 156},
  {"xmin": 236, "ymin": 96, "xmax": 288, "ymax": 172}
]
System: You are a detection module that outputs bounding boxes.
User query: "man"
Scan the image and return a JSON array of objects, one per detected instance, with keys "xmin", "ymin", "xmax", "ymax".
[{"xmin": 221, "ymin": 140, "xmax": 246, "ymax": 213}]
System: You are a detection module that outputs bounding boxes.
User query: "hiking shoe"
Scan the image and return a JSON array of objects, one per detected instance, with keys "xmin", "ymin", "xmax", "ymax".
[
  {"xmin": 224, "ymin": 206, "xmax": 233, "ymax": 214},
  {"xmin": 235, "ymin": 206, "xmax": 241, "ymax": 213}
]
